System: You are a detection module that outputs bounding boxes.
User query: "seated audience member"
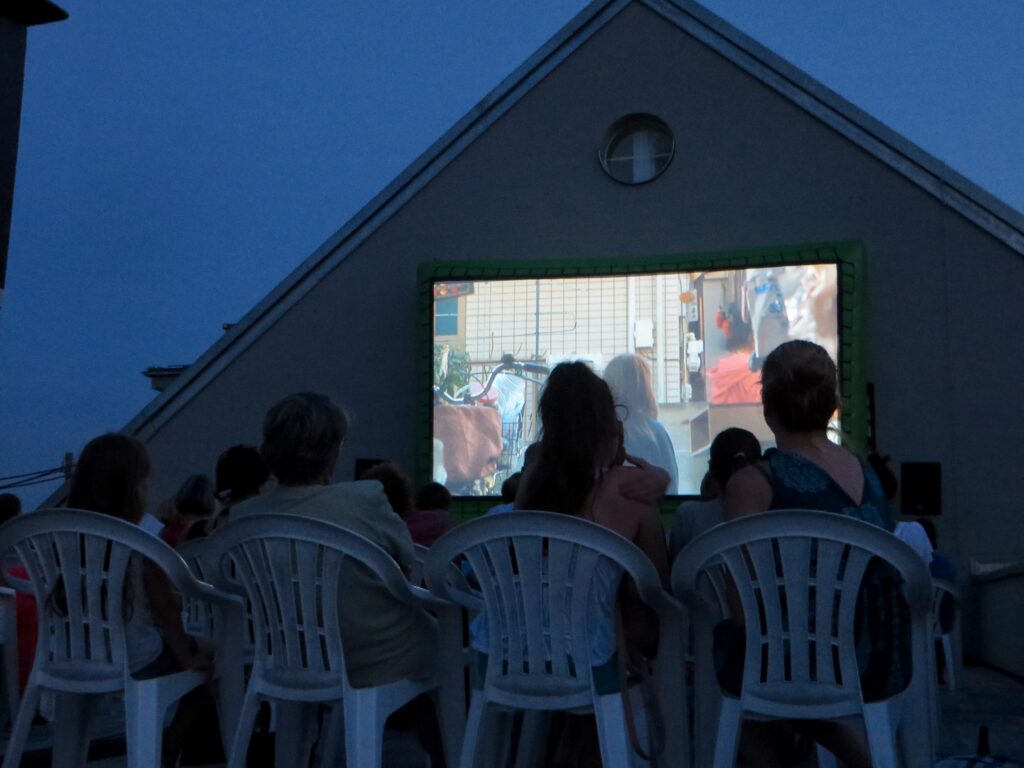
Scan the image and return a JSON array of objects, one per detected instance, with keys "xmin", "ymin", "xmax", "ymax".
[
  {"xmin": 918, "ymin": 518, "xmax": 955, "ymax": 582},
  {"xmin": 724, "ymin": 341, "xmax": 907, "ymax": 768},
  {"xmin": 232, "ymin": 393, "xmax": 437, "ymax": 687},
  {"xmin": 0, "ymin": 493, "xmax": 21, "ymax": 524},
  {"xmin": 362, "ymin": 460, "xmax": 417, "ymax": 520},
  {"xmin": 67, "ymin": 434, "xmax": 217, "ymax": 766},
  {"xmin": 506, "ymin": 363, "xmax": 669, "ymax": 766},
  {"xmin": 0, "ymin": 493, "xmax": 36, "ymax": 693},
  {"xmin": 486, "ymin": 472, "xmax": 521, "ymax": 516},
  {"xmin": 894, "ymin": 520, "xmax": 933, "ymax": 565},
  {"xmin": 603, "ymin": 353, "xmax": 679, "ymax": 493},
  {"xmin": 869, "ymin": 450, "xmax": 934, "ymax": 565},
  {"xmin": 669, "ymin": 428, "xmax": 761, "ymax": 559},
  {"xmin": 212, "ymin": 444, "xmax": 270, "ymax": 532},
  {"xmin": 407, "ymin": 481, "xmax": 455, "ymax": 547},
  {"xmin": 233, "ymin": 394, "xmax": 444, "ymax": 764},
  {"xmin": 514, "ymin": 362, "xmax": 670, "ymax": 644},
  {"xmin": 919, "ymin": 517, "xmax": 957, "ymax": 637},
  {"xmin": 160, "ymin": 474, "xmax": 216, "ymax": 547}
]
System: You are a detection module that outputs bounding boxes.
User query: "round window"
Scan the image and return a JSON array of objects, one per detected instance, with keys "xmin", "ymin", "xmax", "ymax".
[{"xmin": 599, "ymin": 114, "xmax": 675, "ymax": 185}]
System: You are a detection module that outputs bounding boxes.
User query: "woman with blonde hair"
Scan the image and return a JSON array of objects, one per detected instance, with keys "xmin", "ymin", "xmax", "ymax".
[{"xmin": 603, "ymin": 353, "xmax": 679, "ymax": 493}]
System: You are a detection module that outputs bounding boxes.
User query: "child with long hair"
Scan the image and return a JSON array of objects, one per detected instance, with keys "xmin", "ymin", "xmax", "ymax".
[{"xmin": 68, "ymin": 433, "xmax": 218, "ymax": 767}]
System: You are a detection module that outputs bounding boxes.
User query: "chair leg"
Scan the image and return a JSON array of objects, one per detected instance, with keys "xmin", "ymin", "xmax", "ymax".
[
  {"xmin": 344, "ymin": 689, "xmax": 386, "ymax": 768},
  {"xmin": 434, "ymin": 680, "xmax": 466, "ymax": 768},
  {"xmin": 941, "ymin": 636, "xmax": 957, "ymax": 690},
  {"xmin": 816, "ymin": 744, "xmax": 838, "ymax": 768},
  {"xmin": 863, "ymin": 700, "xmax": 899, "ymax": 768},
  {"xmin": 226, "ymin": 693, "xmax": 263, "ymax": 768},
  {"xmin": 314, "ymin": 703, "xmax": 344, "ymax": 768},
  {"xmin": 712, "ymin": 698, "xmax": 743, "ymax": 768},
  {"xmin": 275, "ymin": 701, "xmax": 318, "ymax": 768},
  {"xmin": 51, "ymin": 692, "xmax": 93, "ymax": 768},
  {"xmin": 459, "ymin": 694, "xmax": 490, "ymax": 768},
  {"xmin": 125, "ymin": 680, "xmax": 168, "ymax": 768},
  {"xmin": 515, "ymin": 711, "xmax": 550, "ymax": 768},
  {"xmin": 1, "ymin": 684, "xmax": 41, "ymax": 768},
  {"xmin": 594, "ymin": 691, "xmax": 633, "ymax": 768}
]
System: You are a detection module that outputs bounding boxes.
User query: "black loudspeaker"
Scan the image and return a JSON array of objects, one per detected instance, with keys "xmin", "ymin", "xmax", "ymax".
[{"xmin": 900, "ymin": 462, "xmax": 941, "ymax": 516}]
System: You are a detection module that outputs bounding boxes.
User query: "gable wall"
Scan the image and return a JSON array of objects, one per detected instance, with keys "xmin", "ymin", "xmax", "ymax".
[{"xmin": 143, "ymin": 3, "xmax": 1023, "ymax": 567}]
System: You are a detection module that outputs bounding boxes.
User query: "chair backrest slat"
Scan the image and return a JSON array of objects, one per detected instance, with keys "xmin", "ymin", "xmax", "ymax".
[
  {"xmin": 545, "ymin": 538, "xmax": 574, "ymax": 678},
  {"xmin": 812, "ymin": 539, "xmax": 843, "ymax": 685},
  {"xmin": 514, "ymin": 536, "xmax": 548, "ymax": 676},
  {"xmin": 778, "ymin": 537, "xmax": 810, "ymax": 683}
]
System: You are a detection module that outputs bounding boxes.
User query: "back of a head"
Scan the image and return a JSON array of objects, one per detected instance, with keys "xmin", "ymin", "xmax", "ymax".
[
  {"xmin": 416, "ymin": 482, "xmax": 451, "ymax": 512},
  {"xmin": 603, "ymin": 354, "xmax": 658, "ymax": 420},
  {"xmin": 722, "ymin": 302, "xmax": 754, "ymax": 352},
  {"xmin": 174, "ymin": 474, "xmax": 216, "ymax": 519},
  {"xmin": 216, "ymin": 444, "xmax": 270, "ymax": 504},
  {"xmin": 708, "ymin": 427, "xmax": 762, "ymax": 491},
  {"xmin": 760, "ymin": 340, "xmax": 838, "ymax": 433},
  {"xmin": 67, "ymin": 433, "xmax": 151, "ymax": 523},
  {"xmin": 521, "ymin": 361, "xmax": 619, "ymax": 516},
  {"xmin": 0, "ymin": 493, "xmax": 22, "ymax": 525},
  {"xmin": 261, "ymin": 392, "xmax": 348, "ymax": 486},
  {"xmin": 362, "ymin": 462, "xmax": 414, "ymax": 516}
]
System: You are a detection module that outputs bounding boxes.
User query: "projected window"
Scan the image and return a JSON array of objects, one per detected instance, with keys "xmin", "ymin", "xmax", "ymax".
[
  {"xmin": 430, "ymin": 264, "xmax": 841, "ymax": 497},
  {"xmin": 600, "ymin": 114, "xmax": 675, "ymax": 184},
  {"xmin": 435, "ymin": 297, "xmax": 459, "ymax": 336}
]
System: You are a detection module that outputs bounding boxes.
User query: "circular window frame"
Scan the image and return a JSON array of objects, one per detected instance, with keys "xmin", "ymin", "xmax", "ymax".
[{"xmin": 598, "ymin": 113, "xmax": 676, "ymax": 186}]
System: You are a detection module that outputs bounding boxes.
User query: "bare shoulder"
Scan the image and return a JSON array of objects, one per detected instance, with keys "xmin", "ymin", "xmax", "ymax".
[
  {"xmin": 723, "ymin": 464, "xmax": 773, "ymax": 520},
  {"xmin": 592, "ymin": 467, "xmax": 658, "ymax": 533}
]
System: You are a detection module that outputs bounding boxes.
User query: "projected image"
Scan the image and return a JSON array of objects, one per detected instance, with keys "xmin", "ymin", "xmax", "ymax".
[{"xmin": 431, "ymin": 264, "xmax": 839, "ymax": 496}]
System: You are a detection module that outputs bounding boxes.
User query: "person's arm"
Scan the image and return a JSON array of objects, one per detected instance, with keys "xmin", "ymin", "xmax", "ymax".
[
  {"xmin": 618, "ymin": 454, "xmax": 670, "ymax": 503},
  {"xmin": 595, "ymin": 468, "xmax": 669, "ymax": 586},
  {"xmin": 142, "ymin": 562, "xmax": 211, "ymax": 670},
  {"xmin": 722, "ymin": 465, "xmax": 772, "ymax": 520}
]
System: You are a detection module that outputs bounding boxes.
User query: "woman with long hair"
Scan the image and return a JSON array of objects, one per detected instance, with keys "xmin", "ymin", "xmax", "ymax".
[
  {"xmin": 602, "ymin": 353, "xmax": 679, "ymax": 493},
  {"xmin": 517, "ymin": 360, "xmax": 670, "ymax": 607},
  {"xmin": 68, "ymin": 433, "xmax": 218, "ymax": 767}
]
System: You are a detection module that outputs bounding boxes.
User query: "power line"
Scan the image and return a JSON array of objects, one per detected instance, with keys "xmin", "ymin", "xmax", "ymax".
[
  {"xmin": 0, "ymin": 466, "xmax": 65, "ymax": 482},
  {"xmin": 0, "ymin": 473, "xmax": 66, "ymax": 491}
]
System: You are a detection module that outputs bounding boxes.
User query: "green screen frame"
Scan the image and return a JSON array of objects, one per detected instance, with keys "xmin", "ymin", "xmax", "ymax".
[{"xmin": 417, "ymin": 241, "xmax": 867, "ymax": 519}]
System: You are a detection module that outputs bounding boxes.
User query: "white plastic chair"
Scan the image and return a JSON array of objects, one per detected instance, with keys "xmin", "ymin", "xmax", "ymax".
[
  {"xmin": 0, "ymin": 508, "xmax": 245, "ymax": 768},
  {"xmin": 424, "ymin": 510, "xmax": 689, "ymax": 768},
  {"xmin": 931, "ymin": 578, "xmax": 962, "ymax": 691},
  {"xmin": 204, "ymin": 513, "xmax": 465, "ymax": 768},
  {"xmin": 671, "ymin": 510, "xmax": 935, "ymax": 768}
]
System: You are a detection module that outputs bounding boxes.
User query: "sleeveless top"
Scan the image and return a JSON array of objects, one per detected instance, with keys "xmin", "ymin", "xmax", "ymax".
[{"xmin": 757, "ymin": 448, "xmax": 911, "ymax": 700}]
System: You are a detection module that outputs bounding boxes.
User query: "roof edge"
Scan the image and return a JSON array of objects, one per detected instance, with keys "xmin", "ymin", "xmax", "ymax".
[
  {"xmin": 115, "ymin": 0, "xmax": 632, "ymax": 446},
  {"xmin": 646, "ymin": 0, "xmax": 1024, "ymax": 250}
]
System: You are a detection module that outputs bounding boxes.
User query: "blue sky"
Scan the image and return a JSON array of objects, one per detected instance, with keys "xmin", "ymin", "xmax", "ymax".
[{"xmin": 2, "ymin": 0, "xmax": 1023, "ymax": 507}]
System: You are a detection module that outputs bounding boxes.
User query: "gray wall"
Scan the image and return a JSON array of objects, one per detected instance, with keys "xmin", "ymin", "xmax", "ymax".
[
  {"xmin": 0, "ymin": 16, "xmax": 28, "ymax": 296},
  {"xmin": 143, "ymin": 4, "xmax": 1023, "ymax": 572}
]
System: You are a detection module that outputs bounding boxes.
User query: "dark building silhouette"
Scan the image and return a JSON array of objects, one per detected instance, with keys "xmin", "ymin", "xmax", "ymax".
[{"xmin": 0, "ymin": 1, "xmax": 66, "ymax": 309}]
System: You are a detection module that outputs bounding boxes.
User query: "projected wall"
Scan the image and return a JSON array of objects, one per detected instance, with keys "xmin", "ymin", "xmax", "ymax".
[{"xmin": 426, "ymin": 254, "xmax": 851, "ymax": 498}]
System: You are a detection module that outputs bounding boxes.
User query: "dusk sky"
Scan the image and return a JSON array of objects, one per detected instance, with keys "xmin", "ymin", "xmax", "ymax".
[{"xmin": 2, "ymin": 0, "xmax": 1023, "ymax": 508}]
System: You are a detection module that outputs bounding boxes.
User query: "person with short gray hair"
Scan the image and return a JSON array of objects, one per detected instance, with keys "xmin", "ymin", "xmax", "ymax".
[
  {"xmin": 233, "ymin": 392, "xmax": 437, "ymax": 690},
  {"xmin": 260, "ymin": 392, "xmax": 349, "ymax": 486}
]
